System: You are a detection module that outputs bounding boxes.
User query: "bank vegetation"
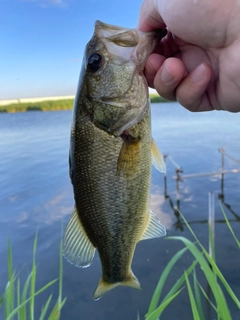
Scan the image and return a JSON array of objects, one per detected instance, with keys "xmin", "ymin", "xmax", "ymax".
[{"xmin": 0, "ymin": 94, "xmax": 167, "ymax": 113}]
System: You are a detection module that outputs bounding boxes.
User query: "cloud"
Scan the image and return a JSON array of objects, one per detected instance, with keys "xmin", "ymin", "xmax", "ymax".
[
  {"xmin": 20, "ymin": 0, "xmax": 67, "ymax": 7},
  {"xmin": 150, "ymin": 185, "xmax": 173, "ymax": 230},
  {"xmin": 48, "ymin": 0, "xmax": 65, "ymax": 4}
]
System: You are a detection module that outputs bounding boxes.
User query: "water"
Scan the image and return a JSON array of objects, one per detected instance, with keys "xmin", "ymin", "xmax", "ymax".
[{"xmin": 0, "ymin": 103, "xmax": 240, "ymax": 319}]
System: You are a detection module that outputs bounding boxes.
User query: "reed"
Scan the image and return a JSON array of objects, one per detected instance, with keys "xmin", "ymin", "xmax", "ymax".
[
  {"xmin": 145, "ymin": 201, "xmax": 240, "ymax": 320},
  {"xmin": 0, "ymin": 235, "xmax": 66, "ymax": 320},
  {"xmin": 1, "ymin": 201, "xmax": 238, "ymax": 319}
]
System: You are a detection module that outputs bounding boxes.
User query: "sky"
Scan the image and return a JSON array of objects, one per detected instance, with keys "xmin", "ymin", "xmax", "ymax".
[{"xmin": 0, "ymin": 0, "xmax": 147, "ymax": 100}]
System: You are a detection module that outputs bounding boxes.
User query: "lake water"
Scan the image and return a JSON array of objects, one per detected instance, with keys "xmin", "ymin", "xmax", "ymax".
[{"xmin": 0, "ymin": 102, "xmax": 240, "ymax": 319}]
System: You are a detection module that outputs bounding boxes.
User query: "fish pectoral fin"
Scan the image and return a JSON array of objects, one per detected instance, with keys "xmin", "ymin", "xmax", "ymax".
[
  {"xmin": 140, "ymin": 210, "xmax": 166, "ymax": 241},
  {"xmin": 93, "ymin": 272, "xmax": 141, "ymax": 301},
  {"xmin": 117, "ymin": 139, "xmax": 141, "ymax": 179},
  {"xmin": 151, "ymin": 138, "xmax": 166, "ymax": 173},
  {"xmin": 63, "ymin": 206, "xmax": 95, "ymax": 268}
]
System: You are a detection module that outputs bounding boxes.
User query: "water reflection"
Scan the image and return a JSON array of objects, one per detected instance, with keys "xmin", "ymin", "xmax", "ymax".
[
  {"xmin": 219, "ymin": 197, "xmax": 240, "ymax": 221},
  {"xmin": 1, "ymin": 106, "xmax": 240, "ymax": 320},
  {"xmin": 163, "ymin": 164, "xmax": 240, "ymax": 231},
  {"xmin": 150, "ymin": 185, "xmax": 173, "ymax": 229}
]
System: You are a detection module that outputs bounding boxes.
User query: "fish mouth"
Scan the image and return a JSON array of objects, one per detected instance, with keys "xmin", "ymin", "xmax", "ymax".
[
  {"xmin": 94, "ymin": 20, "xmax": 167, "ymax": 69},
  {"xmin": 95, "ymin": 20, "xmax": 136, "ymax": 33}
]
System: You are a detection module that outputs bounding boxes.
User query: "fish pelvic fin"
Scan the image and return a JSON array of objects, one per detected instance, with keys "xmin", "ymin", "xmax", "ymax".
[
  {"xmin": 93, "ymin": 272, "xmax": 141, "ymax": 301},
  {"xmin": 151, "ymin": 138, "xmax": 166, "ymax": 173},
  {"xmin": 140, "ymin": 210, "xmax": 166, "ymax": 241},
  {"xmin": 63, "ymin": 206, "xmax": 95, "ymax": 268}
]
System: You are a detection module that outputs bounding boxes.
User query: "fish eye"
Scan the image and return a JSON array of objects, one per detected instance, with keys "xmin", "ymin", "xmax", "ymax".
[{"xmin": 87, "ymin": 53, "xmax": 103, "ymax": 72}]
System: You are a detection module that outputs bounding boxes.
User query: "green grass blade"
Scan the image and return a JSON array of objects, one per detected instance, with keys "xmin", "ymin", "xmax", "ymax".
[
  {"xmin": 48, "ymin": 298, "xmax": 67, "ymax": 320},
  {"xmin": 161, "ymin": 259, "xmax": 197, "ymax": 306},
  {"xmin": 147, "ymin": 251, "xmax": 198, "ymax": 319},
  {"xmin": 35, "ymin": 279, "xmax": 58, "ymax": 296},
  {"xmin": 7, "ymin": 239, "xmax": 13, "ymax": 282},
  {"xmin": 47, "ymin": 239, "xmax": 66, "ymax": 320},
  {"xmin": 179, "ymin": 211, "xmax": 240, "ymax": 309},
  {"xmin": 147, "ymin": 246, "xmax": 188, "ymax": 315},
  {"xmin": 5, "ymin": 238, "xmax": 14, "ymax": 317},
  {"xmin": 30, "ymin": 234, "xmax": 38, "ymax": 320},
  {"xmin": 145, "ymin": 289, "xmax": 183, "ymax": 320},
  {"xmin": 39, "ymin": 294, "xmax": 53, "ymax": 320},
  {"xmin": 6, "ymin": 279, "xmax": 58, "ymax": 320},
  {"xmin": 4, "ymin": 282, "xmax": 10, "ymax": 319},
  {"xmin": 219, "ymin": 201, "xmax": 240, "ymax": 248},
  {"xmin": 48, "ymin": 302, "xmax": 61, "ymax": 320},
  {"xmin": 168, "ymin": 236, "xmax": 232, "ymax": 320},
  {"xmin": 198, "ymin": 282, "xmax": 218, "ymax": 313},
  {"xmin": 193, "ymin": 269, "xmax": 204, "ymax": 320},
  {"xmin": 0, "ymin": 292, "xmax": 5, "ymax": 307},
  {"xmin": 21, "ymin": 272, "xmax": 33, "ymax": 319},
  {"xmin": 205, "ymin": 259, "xmax": 240, "ymax": 308},
  {"xmin": 185, "ymin": 272, "xmax": 201, "ymax": 320},
  {"xmin": 153, "ymin": 259, "xmax": 198, "ymax": 319},
  {"xmin": 17, "ymin": 278, "xmax": 21, "ymax": 320},
  {"xmin": 2, "ymin": 233, "xmax": 66, "ymax": 320},
  {"xmin": 145, "ymin": 248, "xmax": 197, "ymax": 317}
]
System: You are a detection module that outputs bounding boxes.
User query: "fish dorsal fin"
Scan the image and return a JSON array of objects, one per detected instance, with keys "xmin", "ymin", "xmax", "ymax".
[
  {"xmin": 93, "ymin": 271, "xmax": 141, "ymax": 301},
  {"xmin": 151, "ymin": 139, "xmax": 166, "ymax": 173},
  {"xmin": 63, "ymin": 207, "xmax": 95, "ymax": 268},
  {"xmin": 140, "ymin": 210, "xmax": 166, "ymax": 241}
]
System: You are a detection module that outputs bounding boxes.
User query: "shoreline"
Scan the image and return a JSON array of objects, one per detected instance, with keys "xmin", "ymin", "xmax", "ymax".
[{"xmin": 0, "ymin": 94, "xmax": 167, "ymax": 113}]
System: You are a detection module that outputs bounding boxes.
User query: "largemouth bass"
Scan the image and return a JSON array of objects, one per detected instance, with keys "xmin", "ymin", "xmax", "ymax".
[{"xmin": 64, "ymin": 21, "xmax": 167, "ymax": 300}]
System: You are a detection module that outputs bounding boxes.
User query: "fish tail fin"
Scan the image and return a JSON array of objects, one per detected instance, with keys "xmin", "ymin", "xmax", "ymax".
[{"xmin": 93, "ymin": 272, "xmax": 141, "ymax": 300}]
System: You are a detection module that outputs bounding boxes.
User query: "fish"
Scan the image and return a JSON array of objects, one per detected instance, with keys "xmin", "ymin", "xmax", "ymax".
[{"xmin": 63, "ymin": 20, "xmax": 167, "ymax": 300}]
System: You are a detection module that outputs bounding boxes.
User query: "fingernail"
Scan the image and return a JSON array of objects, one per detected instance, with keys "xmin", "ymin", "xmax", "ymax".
[
  {"xmin": 161, "ymin": 66, "xmax": 174, "ymax": 83},
  {"xmin": 190, "ymin": 64, "xmax": 206, "ymax": 83}
]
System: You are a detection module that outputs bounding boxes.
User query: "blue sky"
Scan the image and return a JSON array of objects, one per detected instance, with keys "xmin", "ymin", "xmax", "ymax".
[{"xmin": 0, "ymin": 0, "xmax": 143, "ymax": 99}]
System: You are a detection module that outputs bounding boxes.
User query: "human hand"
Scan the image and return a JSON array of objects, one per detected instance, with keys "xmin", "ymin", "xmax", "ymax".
[{"xmin": 138, "ymin": 0, "xmax": 240, "ymax": 112}]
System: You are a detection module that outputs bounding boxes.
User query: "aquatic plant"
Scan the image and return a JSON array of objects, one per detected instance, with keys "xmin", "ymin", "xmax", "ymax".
[
  {"xmin": 145, "ymin": 202, "xmax": 240, "ymax": 320},
  {"xmin": 0, "ymin": 235, "xmax": 66, "ymax": 320},
  {"xmin": 1, "ymin": 203, "xmax": 238, "ymax": 320}
]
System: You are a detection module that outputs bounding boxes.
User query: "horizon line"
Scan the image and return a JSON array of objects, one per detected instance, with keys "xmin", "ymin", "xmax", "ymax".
[{"xmin": 0, "ymin": 89, "xmax": 158, "ymax": 106}]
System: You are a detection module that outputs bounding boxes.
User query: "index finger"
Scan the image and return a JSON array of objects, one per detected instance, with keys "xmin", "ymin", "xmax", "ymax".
[{"xmin": 137, "ymin": 0, "xmax": 166, "ymax": 32}]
